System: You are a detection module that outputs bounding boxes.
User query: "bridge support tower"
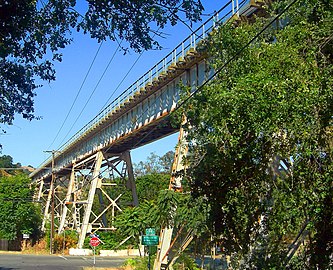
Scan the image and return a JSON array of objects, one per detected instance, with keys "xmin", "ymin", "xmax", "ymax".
[{"xmin": 37, "ymin": 150, "xmax": 138, "ymax": 249}]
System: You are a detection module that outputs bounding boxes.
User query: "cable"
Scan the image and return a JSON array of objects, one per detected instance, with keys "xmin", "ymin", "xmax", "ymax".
[
  {"xmin": 47, "ymin": 41, "xmax": 104, "ymax": 150},
  {"xmin": 64, "ymin": 1, "xmax": 252, "ymax": 156},
  {"xmin": 99, "ymin": 51, "xmax": 144, "ymax": 113},
  {"xmin": 38, "ymin": 0, "xmax": 105, "ymax": 150},
  {"xmin": 56, "ymin": 41, "xmax": 123, "ymax": 148},
  {"xmin": 128, "ymin": 0, "xmax": 300, "ymax": 150},
  {"xmin": 98, "ymin": 26, "xmax": 165, "ymax": 113},
  {"xmin": 39, "ymin": 0, "xmax": 294, "ymax": 171}
]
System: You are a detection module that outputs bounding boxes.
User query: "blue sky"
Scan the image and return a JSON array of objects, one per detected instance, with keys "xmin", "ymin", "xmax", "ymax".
[{"xmin": 1, "ymin": 1, "xmax": 227, "ymax": 168}]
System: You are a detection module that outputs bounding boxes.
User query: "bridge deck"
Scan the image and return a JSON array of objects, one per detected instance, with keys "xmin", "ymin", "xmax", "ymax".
[{"xmin": 30, "ymin": 0, "xmax": 262, "ymax": 182}]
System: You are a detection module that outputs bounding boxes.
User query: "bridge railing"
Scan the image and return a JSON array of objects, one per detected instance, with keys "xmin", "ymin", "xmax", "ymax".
[{"xmin": 33, "ymin": 0, "xmax": 250, "ymax": 176}]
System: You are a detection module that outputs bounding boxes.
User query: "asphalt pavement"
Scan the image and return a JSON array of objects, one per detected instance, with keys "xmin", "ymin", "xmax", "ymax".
[{"xmin": 0, "ymin": 253, "xmax": 126, "ymax": 270}]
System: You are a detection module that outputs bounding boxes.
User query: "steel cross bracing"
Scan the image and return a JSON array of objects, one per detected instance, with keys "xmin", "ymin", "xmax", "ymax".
[
  {"xmin": 31, "ymin": 0, "xmax": 265, "ymax": 258},
  {"xmin": 36, "ymin": 150, "xmax": 138, "ymax": 248},
  {"xmin": 30, "ymin": 0, "xmax": 263, "ymax": 183}
]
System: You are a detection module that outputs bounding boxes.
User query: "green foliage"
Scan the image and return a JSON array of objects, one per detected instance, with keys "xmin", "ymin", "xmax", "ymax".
[
  {"xmin": 114, "ymin": 188, "xmax": 210, "ymax": 252},
  {"xmin": 0, "ymin": 155, "xmax": 15, "ymax": 168},
  {"xmin": 174, "ymin": 194, "xmax": 209, "ymax": 237},
  {"xmin": 82, "ymin": 230, "xmax": 129, "ymax": 251},
  {"xmin": 0, "ymin": 173, "xmax": 41, "ymax": 240},
  {"xmin": 173, "ymin": 254, "xmax": 200, "ymax": 270},
  {"xmin": 178, "ymin": 0, "xmax": 333, "ymax": 268},
  {"xmin": 97, "ymin": 173, "xmax": 169, "ymax": 249},
  {"xmin": 155, "ymin": 190, "xmax": 180, "ymax": 227},
  {"xmin": 123, "ymin": 257, "xmax": 150, "ymax": 270},
  {"xmin": 135, "ymin": 173, "xmax": 170, "ymax": 201},
  {"xmin": 155, "ymin": 190, "xmax": 209, "ymax": 235},
  {"xmin": 0, "ymin": 155, "xmax": 22, "ymax": 175},
  {"xmin": 115, "ymin": 200, "xmax": 160, "ymax": 241},
  {"xmin": 134, "ymin": 151, "xmax": 175, "ymax": 176},
  {"xmin": 0, "ymin": 0, "xmax": 203, "ymax": 132}
]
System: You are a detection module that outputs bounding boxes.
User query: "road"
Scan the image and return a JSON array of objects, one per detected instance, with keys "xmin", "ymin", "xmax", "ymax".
[{"xmin": 0, "ymin": 253, "xmax": 126, "ymax": 270}]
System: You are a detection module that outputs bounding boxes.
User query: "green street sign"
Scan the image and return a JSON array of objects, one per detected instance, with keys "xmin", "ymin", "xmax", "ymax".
[
  {"xmin": 142, "ymin": 235, "xmax": 159, "ymax": 246},
  {"xmin": 145, "ymin": 228, "xmax": 156, "ymax": 236}
]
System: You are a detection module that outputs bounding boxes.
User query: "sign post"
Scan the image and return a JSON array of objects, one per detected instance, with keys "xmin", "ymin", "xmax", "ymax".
[
  {"xmin": 90, "ymin": 236, "xmax": 101, "ymax": 266},
  {"xmin": 141, "ymin": 228, "xmax": 159, "ymax": 270}
]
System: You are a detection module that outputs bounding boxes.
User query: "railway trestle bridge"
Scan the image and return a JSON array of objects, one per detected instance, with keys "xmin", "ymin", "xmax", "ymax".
[{"xmin": 30, "ymin": 0, "xmax": 264, "ymax": 268}]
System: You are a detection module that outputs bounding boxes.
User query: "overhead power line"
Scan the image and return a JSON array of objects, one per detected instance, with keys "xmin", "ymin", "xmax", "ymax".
[
  {"xmin": 129, "ymin": 0, "xmax": 300, "ymax": 150},
  {"xmin": 99, "ymin": 51, "xmax": 144, "ymax": 113},
  {"xmin": 41, "ymin": 0, "xmax": 297, "ymax": 171},
  {"xmin": 57, "ymin": 41, "xmax": 123, "ymax": 148},
  {"xmin": 48, "ymin": 41, "xmax": 104, "ymax": 150},
  {"xmin": 0, "ymin": 167, "xmax": 32, "ymax": 170}
]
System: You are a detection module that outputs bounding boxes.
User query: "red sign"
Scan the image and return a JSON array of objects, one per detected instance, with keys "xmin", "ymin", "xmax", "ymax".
[{"xmin": 90, "ymin": 237, "xmax": 100, "ymax": 247}]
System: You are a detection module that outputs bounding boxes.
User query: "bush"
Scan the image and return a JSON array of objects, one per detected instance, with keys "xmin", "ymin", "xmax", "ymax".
[{"xmin": 52, "ymin": 230, "xmax": 78, "ymax": 254}]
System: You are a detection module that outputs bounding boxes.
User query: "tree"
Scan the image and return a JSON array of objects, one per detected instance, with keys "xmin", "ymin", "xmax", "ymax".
[
  {"xmin": 0, "ymin": 173, "xmax": 41, "ymax": 240},
  {"xmin": 134, "ymin": 151, "xmax": 175, "ymax": 176},
  {"xmin": 0, "ymin": 0, "xmax": 204, "ymax": 132},
  {"xmin": 178, "ymin": 0, "xmax": 332, "ymax": 268},
  {"xmin": 0, "ymin": 154, "xmax": 22, "ymax": 176},
  {"xmin": 135, "ymin": 173, "xmax": 170, "ymax": 201},
  {"xmin": 110, "ymin": 170, "xmax": 209, "ymax": 253},
  {"xmin": 159, "ymin": 150, "xmax": 175, "ymax": 173},
  {"xmin": 114, "ymin": 189, "xmax": 209, "ymax": 252},
  {"xmin": 0, "ymin": 155, "xmax": 14, "ymax": 169}
]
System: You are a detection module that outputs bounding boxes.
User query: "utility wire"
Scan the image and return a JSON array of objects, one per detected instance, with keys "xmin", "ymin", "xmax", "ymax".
[
  {"xmin": 43, "ymin": 0, "xmax": 296, "ymax": 168},
  {"xmin": 57, "ymin": 41, "xmax": 123, "ymax": 148},
  {"xmin": 99, "ymin": 51, "xmax": 144, "ymax": 113},
  {"xmin": 48, "ymin": 41, "xmax": 104, "ymax": 150},
  {"xmin": 98, "ymin": 26, "xmax": 164, "ymax": 113},
  {"xmin": 128, "ymin": 0, "xmax": 300, "ymax": 150},
  {"xmin": 59, "ymin": 31, "xmax": 157, "ymax": 146},
  {"xmin": 0, "ymin": 197, "xmax": 42, "ymax": 203}
]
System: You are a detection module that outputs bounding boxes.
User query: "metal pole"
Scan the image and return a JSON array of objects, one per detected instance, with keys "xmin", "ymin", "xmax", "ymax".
[
  {"xmin": 148, "ymin": 246, "xmax": 151, "ymax": 270},
  {"xmin": 93, "ymin": 246, "xmax": 96, "ymax": 266}
]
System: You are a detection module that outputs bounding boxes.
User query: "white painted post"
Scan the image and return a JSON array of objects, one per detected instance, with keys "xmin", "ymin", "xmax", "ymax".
[
  {"xmin": 122, "ymin": 151, "xmax": 139, "ymax": 206},
  {"xmin": 37, "ymin": 180, "xmax": 44, "ymax": 202},
  {"xmin": 58, "ymin": 167, "xmax": 75, "ymax": 233},
  {"xmin": 41, "ymin": 180, "xmax": 53, "ymax": 231},
  {"xmin": 77, "ymin": 151, "xmax": 103, "ymax": 248},
  {"xmin": 154, "ymin": 122, "xmax": 188, "ymax": 270}
]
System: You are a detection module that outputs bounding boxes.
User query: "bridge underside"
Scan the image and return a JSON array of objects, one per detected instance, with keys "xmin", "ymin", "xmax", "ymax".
[
  {"xmin": 31, "ymin": 0, "xmax": 266, "ymax": 263},
  {"xmin": 42, "ymin": 115, "xmax": 177, "ymax": 182},
  {"xmin": 34, "ymin": 112, "xmax": 179, "ymax": 249}
]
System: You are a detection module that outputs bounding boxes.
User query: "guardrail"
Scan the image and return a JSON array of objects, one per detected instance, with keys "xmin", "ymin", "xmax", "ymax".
[{"xmin": 32, "ymin": 0, "xmax": 249, "ymax": 177}]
